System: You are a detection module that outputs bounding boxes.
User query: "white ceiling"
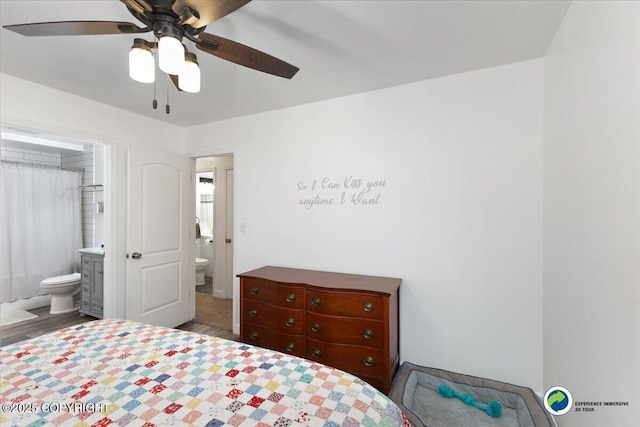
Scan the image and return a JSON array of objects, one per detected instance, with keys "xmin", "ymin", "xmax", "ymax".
[{"xmin": 0, "ymin": 0, "xmax": 571, "ymax": 128}]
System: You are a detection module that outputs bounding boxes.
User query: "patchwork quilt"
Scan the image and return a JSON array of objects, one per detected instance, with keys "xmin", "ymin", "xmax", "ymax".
[{"xmin": 0, "ymin": 319, "xmax": 409, "ymax": 426}]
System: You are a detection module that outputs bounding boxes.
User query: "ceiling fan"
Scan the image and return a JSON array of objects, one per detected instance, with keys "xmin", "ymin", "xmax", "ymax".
[{"xmin": 3, "ymin": 0, "xmax": 299, "ymax": 102}]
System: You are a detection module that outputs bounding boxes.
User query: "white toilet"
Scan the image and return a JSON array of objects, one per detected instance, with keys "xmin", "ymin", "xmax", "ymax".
[
  {"xmin": 195, "ymin": 258, "xmax": 209, "ymax": 286},
  {"xmin": 39, "ymin": 273, "xmax": 82, "ymax": 314}
]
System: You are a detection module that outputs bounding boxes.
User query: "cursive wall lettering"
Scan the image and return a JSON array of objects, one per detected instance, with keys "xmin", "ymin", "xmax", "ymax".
[{"xmin": 297, "ymin": 175, "xmax": 387, "ymax": 210}]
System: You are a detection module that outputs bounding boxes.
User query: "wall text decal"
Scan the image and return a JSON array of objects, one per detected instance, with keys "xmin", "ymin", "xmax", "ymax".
[{"xmin": 297, "ymin": 175, "xmax": 387, "ymax": 210}]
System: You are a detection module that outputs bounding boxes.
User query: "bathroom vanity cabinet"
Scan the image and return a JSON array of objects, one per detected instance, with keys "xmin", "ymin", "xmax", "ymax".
[{"xmin": 79, "ymin": 249, "xmax": 104, "ymax": 318}]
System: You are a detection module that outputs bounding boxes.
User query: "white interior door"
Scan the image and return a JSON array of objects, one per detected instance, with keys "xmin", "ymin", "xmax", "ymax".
[
  {"xmin": 209, "ymin": 155, "xmax": 234, "ymax": 299},
  {"xmin": 127, "ymin": 145, "xmax": 192, "ymax": 327}
]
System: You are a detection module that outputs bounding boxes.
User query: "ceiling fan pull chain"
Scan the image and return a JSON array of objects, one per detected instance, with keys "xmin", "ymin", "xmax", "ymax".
[
  {"xmin": 165, "ymin": 75, "xmax": 170, "ymax": 114},
  {"xmin": 152, "ymin": 80, "xmax": 158, "ymax": 109},
  {"xmin": 152, "ymin": 51, "xmax": 158, "ymax": 109}
]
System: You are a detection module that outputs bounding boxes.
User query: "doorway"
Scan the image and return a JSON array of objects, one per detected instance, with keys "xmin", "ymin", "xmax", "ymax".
[
  {"xmin": 192, "ymin": 154, "xmax": 234, "ymax": 333},
  {"xmin": 0, "ymin": 124, "xmax": 109, "ymax": 325}
]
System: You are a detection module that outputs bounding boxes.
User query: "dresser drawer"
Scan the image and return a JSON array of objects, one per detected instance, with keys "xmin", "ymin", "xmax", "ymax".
[
  {"xmin": 306, "ymin": 289, "xmax": 383, "ymax": 320},
  {"xmin": 306, "ymin": 313, "xmax": 384, "ymax": 348},
  {"xmin": 306, "ymin": 338, "xmax": 384, "ymax": 378},
  {"xmin": 242, "ymin": 323, "xmax": 305, "ymax": 357},
  {"xmin": 243, "ymin": 300, "xmax": 304, "ymax": 334},
  {"xmin": 243, "ymin": 278, "xmax": 304, "ymax": 308}
]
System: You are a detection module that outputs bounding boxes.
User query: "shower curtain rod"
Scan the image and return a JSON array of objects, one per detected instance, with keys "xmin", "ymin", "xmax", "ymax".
[{"xmin": 1, "ymin": 159, "xmax": 85, "ymax": 173}]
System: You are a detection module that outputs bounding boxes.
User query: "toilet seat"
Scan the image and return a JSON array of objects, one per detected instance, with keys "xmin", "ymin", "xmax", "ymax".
[
  {"xmin": 196, "ymin": 258, "xmax": 208, "ymax": 267},
  {"xmin": 40, "ymin": 272, "xmax": 81, "ymax": 288}
]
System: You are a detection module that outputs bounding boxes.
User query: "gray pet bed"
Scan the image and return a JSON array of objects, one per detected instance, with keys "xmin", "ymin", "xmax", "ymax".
[{"xmin": 389, "ymin": 362, "xmax": 556, "ymax": 427}]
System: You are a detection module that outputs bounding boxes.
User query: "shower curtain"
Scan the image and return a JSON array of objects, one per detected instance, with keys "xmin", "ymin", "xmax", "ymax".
[{"xmin": 0, "ymin": 163, "xmax": 83, "ymax": 304}]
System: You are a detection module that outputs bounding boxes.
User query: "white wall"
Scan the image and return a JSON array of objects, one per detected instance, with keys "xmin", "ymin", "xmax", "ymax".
[
  {"xmin": 543, "ymin": 1, "xmax": 640, "ymax": 426},
  {"xmin": 186, "ymin": 59, "xmax": 545, "ymax": 392},
  {"xmin": 0, "ymin": 73, "xmax": 185, "ymax": 320}
]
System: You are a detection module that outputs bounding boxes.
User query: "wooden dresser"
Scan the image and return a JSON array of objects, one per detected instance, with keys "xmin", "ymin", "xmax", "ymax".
[{"xmin": 238, "ymin": 266, "xmax": 401, "ymax": 393}]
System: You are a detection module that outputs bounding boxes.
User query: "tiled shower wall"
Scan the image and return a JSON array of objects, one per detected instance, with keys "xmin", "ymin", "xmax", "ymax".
[
  {"xmin": 1, "ymin": 142, "xmax": 62, "ymax": 167},
  {"xmin": 61, "ymin": 145, "xmax": 94, "ymax": 248},
  {"xmin": 1, "ymin": 142, "xmax": 95, "ymax": 248}
]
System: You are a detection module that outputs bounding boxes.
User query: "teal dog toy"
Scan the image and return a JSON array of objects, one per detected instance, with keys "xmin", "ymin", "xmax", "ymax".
[{"xmin": 437, "ymin": 384, "xmax": 502, "ymax": 418}]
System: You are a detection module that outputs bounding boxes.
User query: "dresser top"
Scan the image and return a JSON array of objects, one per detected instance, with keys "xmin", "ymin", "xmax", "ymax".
[{"xmin": 238, "ymin": 266, "xmax": 401, "ymax": 295}]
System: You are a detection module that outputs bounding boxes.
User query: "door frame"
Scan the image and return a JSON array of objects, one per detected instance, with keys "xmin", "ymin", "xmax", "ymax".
[{"xmin": 188, "ymin": 147, "xmax": 238, "ymax": 334}]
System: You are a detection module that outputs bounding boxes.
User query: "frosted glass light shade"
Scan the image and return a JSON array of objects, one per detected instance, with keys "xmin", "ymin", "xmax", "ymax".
[
  {"xmin": 158, "ymin": 36, "xmax": 184, "ymax": 75},
  {"xmin": 129, "ymin": 45, "xmax": 155, "ymax": 83},
  {"xmin": 179, "ymin": 53, "xmax": 200, "ymax": 93}
]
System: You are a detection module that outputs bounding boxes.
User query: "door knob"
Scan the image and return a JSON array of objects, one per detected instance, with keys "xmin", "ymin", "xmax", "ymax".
[
  {"xmin": 131, "ymin": 252, "xmax": 142, "ymax": 259},
  {"xmin": 225, "ymin": 238, "xmax": 232, "ymax": 243}
]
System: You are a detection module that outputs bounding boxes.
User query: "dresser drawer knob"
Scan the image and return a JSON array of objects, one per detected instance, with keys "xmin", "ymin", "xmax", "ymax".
[
  {"xmin": 311, "ymin": 349, "xmax": 321, "ymax": 359},
  {"xmin": 249, "ymin": 309, "xmax": 258, "ymax": 317},
  {"xmin": 363, "ymin": 357, "xmax": 375, "ymax": 367},
  {"xmin": 311, "ymin": 297, "xmax": 321, "ymax": 307},
  {"xmin": 363, "ymin": 302, "xmax": 374, "ymax": 312},
  {"xmin": 285, "ymin": 318, "xmax": 296, "ymax": 327},
  {"xmin": 363, "ymin": 329, "xmax": 374, "ymax": 339},
  {"xmin": 311, "ymin": 323, "xmax": 320, "ymax": 333},
  {"xmin": 285, "ymin": 343, "xmax": 296, "ymax": 353},
  {"xmin": 286, "ymin": 293, "xmax": 296, "ymax": 303},
  {"xmin": 249, "ymin": 287, "xmax": 259, "ymax": 295},
  {"xmin": 249, "ymin": 332, "xmax": 259, "ymax": 340}
]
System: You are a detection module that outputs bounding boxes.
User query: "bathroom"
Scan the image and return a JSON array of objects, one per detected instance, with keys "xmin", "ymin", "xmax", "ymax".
[{"xmin": 0, "ymin": 126, "xmax": 105, "ymax": 326}]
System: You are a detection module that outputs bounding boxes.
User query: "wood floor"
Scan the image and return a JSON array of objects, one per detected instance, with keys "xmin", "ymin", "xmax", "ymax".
[{"xmin": 0, "ymin": 305, "xmax": 238, "ymax": 348}]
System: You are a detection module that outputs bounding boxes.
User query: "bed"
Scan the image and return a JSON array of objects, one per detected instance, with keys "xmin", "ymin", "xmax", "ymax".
[{"xmin": 0, "ymin": 319, "xmax": 409, "ymax": 426}]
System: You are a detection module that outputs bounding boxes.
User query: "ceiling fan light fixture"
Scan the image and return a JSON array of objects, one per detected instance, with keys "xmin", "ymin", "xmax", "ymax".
[
  {"xmin": 129, "ymin": 38, "xmax": 155, "ymax": 83},
  {"xmin": 6, "ymin": 0, "xmax": 299, "ymax": 111},
  {"xmin": 178, "ymin": 52, "xmax": 200, "ymax": 93},
  {"xmin": 158, "ymin": 33, "xmax": 184, "ymax": 75}
]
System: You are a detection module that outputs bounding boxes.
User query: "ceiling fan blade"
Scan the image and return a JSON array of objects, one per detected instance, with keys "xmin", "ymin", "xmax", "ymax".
[
  {"xmin": 196, "ymin": 32, "xmax": 299, "ymax": 79},
  {"xmin": 120, "ymin": 0, "xmax": 153, "ymax": 14},
  {"xmin": 173, "ymin": 0, "xmax": 252, "ymax": 28},
  {"xmin": 3, "ymin": 21, "xmax": 149, "ymax": 37}
]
